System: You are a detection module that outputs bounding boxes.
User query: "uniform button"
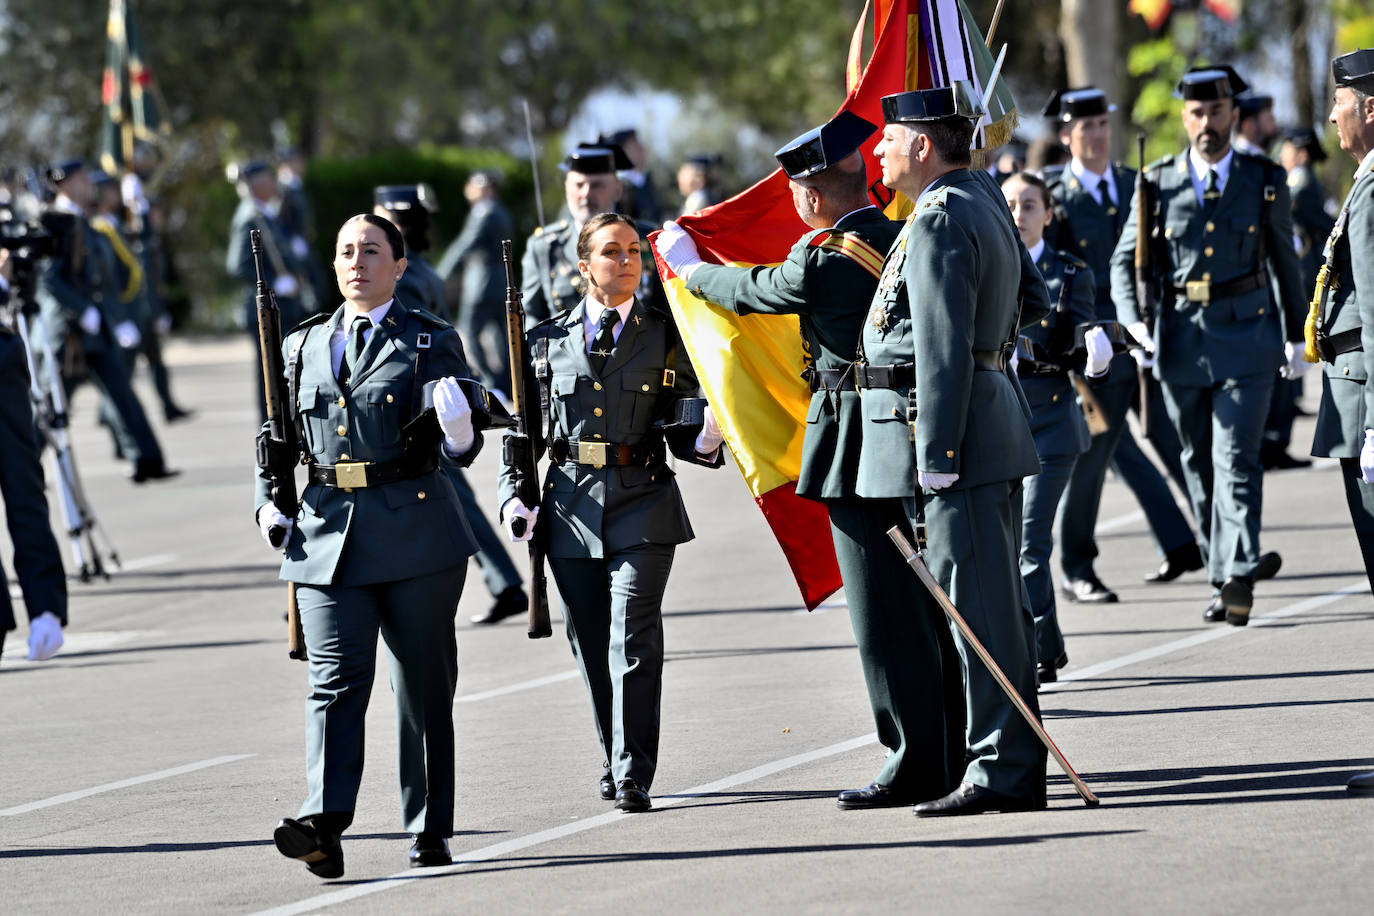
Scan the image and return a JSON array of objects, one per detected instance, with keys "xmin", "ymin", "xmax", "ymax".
[
  {"xmin": 1202, "ymin": 272, "xmax": 1211, "ymax": 281},
  {"xmin": 552, "ymin": 387, "xmax": 559, "ymax": 395},
  {"xmin": 1205, "ymin": 221, "xmax": 1215, "ymax": 232},
  {"xmin": 593, "ymin": 433, "xmax": 603, "ymax": 440},
  {"xmin": 946, "ymin": 450, "xmax": 954, "ymax": 458},
  {"xmin": 336, "ymin": 425, "xmax": 347, "ymax": 436},
  {"xmin": 1343, "ymin": 366, "xmax": 1351, "ymax": 375},
  {"xmin": 341, "ymin": 453, "xmax": 350, "ymax": 460},
  {"xmin": 1079, "ymin": 238, "xmax": 1089, "ymax": 248},
  {"xmin": 1164, "ymin": 227, "xmax": 1173, "ymax": 239},
  {"xmin": 417, "ymin": 490, "xmax": 426, "ymax": 500},
  {"xmin": 386, "ymin": 394, "xmax": 394, "ymax": 404},
  {"xmin": 1257, "ymin": 307, "xmax": 1265, "ymax": 315},
  {"xmin": 593, "ymin": 382, "xmax": 602, "ymax": 391},
  {"xmin": 642, "ymin": 384, "xmax": 650, "ymax": 392},
  {"xmin": 1040, "ymin": 319, "xmax": 1049, "ymax": 328},
  {"xmin": 1052, "ymin": 393, "xmax": 1060, "ymax": 403},
  {"xmin": 1248, "ymin": 225, "xmax": 1256, "ymax": 233},
  {"xmin": 548, "ymin": 481, "xmax": 555, "ymax": 490},
  {"xmin": 593, "ymin": 407, "xmax": 603, "ymax": 417},
  {"xmin": 1204, "ymin": 246, "xmax": 1214, "ymax": 257},
  {"xmin": 337, "ymin": 396, "xmax": 346, "ymax": 407}
]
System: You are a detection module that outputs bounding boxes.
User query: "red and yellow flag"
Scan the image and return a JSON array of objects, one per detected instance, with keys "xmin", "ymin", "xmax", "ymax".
[
  {"xmin": 652, "ymin": 0, "xmax": 1014, "ymax": 609},
  {"xmin": 101, "ymin": 0, "xmax": 169, "ymax": 173}
]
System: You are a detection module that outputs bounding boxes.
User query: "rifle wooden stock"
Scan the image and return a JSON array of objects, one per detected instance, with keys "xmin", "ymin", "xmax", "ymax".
[
  {"xmin": 251, "ymin": 228, "xmax": 306, "ymax": 661},
  {"xmin": 502, "ymin": 240, "xmax": 552, "ymax": 639}
]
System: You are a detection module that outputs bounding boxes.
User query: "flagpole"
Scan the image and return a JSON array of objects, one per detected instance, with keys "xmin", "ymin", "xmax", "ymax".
[{"xmin": 985, "ymin": 0, "xmax": 1007, "ymax": 49}]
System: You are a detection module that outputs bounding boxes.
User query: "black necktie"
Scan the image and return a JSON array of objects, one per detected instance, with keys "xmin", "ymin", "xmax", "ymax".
[
  {"xmin": 589, "ymin": 309, "xmax": 620, "ymax": 375},
  {"xmin": 1097, "ymin": 177, "xmax": 1114, "ymax": 213},
  {"xmin": 1202, "ymin": 169, "xmax": 1221, "ymax": 217},
  {"xmin": 339, "ymin": 316, "xmax": 369, "ymax": 384}
]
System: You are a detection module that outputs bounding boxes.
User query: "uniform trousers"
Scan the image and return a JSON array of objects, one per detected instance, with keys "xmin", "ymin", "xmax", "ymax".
[
  {"xmin": 828, "ymin": 496, "xmax": 963, "ymax": 799},
  {"xmin": 1338, "ymin": 457, "xmax": 1374, "ymax": 594},
  {"xmin": 1020, "ymin": 451, "xmax": 1076, "ymax": 665},
  {"xmin": 63, "ymin": 344, "xmax": 163, "ymax": 467},
  {"xmin": 912, "ymin": 481, "xmax": 1046, "ymax": 801},
  {"xmin": 457, "ymin": 295, "xmax": 511, "ymax": 395},
  {"xmin": 1160, "ymin": 374, "xmax": 1273, "ymax": 584},
  {"xmin": 1059, "ymin": 361, "xmax": 1193, "ymax": 581},
  {"xmin": 549, "ymin": 543, "xmax": 674, "ymax": 790},
  {"xmin": 296, "ymin": 564, "xmax": 465, "ymax": 836}
]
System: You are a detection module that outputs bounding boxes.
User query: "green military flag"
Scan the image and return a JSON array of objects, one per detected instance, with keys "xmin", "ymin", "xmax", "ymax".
[{"xmin": 100, "ymin": 0, "xmax": 169, "ymax": 174}]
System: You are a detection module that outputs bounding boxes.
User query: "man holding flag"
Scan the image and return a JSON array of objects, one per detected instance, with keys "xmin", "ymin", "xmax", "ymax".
[
  {"xmin": 656, "ymin": 112, "xmax": 964, "ymax": 809},
  {"xmin": 858, "ymin": 84, "xmax": 1048, "ymax": 816}
]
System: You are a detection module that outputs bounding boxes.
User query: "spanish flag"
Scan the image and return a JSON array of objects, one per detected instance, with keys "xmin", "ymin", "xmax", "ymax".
[{"xmin": 652, "ymin": 0, "xmax": 1015, "ymax": 609}]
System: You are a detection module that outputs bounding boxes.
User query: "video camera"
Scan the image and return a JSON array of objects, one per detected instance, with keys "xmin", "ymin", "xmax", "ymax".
[{"xmin": 0, "ymin": 216, "xmax": 59, "ymax": 317}]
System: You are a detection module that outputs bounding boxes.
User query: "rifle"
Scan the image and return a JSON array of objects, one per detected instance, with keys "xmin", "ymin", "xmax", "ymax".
[
  {"xmin": 501, "ymin": 240, "xmax": 552, "ymax": 639},
  {"xmin": 251, "ymin": 228, "xmax": 306, "ymax": 661},
  {"xmin": 1132, "ymin": 134, "xmax": 1158, "ymax": 437}
]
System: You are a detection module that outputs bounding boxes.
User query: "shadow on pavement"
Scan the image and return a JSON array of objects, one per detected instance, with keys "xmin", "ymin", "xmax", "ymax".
[
  {"xmin": 0, "ymin": 830, "xmax": 504, "ymax": 860},
  {"xmin": 1050, "ymin": 667, "xmax": 1374, "ymax": 696},
  {"xmin": 1055, "ymin": 757, "xmax": 1374, "ymax": 806},
  {"xmin": 666, "ymin": 644, "xmax": 855, "ymax": 663}
]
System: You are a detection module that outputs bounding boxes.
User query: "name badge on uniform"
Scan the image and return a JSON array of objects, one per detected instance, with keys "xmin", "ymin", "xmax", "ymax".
[{"xmin": 416, "ymin": 332, "xmax": 431, "ymax": 349}]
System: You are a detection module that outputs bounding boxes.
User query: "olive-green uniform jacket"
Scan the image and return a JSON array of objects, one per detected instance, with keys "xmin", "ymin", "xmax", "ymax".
[
  {"xmin": 1288, "ymin": 163, "xmax": 1336, "ymax": 296},
  {"xmin": 856, "ymin": 168, "xmax": 1045, "ymax": 497},
  {"xmin": 1020, "ymin": 247, "xmax": 1095, "ymax": 458},
  {"xmin": 685, "ymin": 206, "xmax": 902, "ymax": 499},
  {"xmin": 1045, "ymin": 162, "xmax": 1136, "ymax": 321},
  {"xmin": 520, "ymin": 212, "xmax": 665, "ymax": 326},
  {"xmin": 1312, "ymin": 150, "xmax": 1374, "ymax": 458},
  {"xmin": 253, "ymin": 300, "xmax": 482, "ymax": 586},
  {"xmin": 1109, "ymin": 149, "xmax": 1307, "ymax": 386},
  {"xmin": 497, "ymin": 299, "xmax": 722, "ymax": 559}
]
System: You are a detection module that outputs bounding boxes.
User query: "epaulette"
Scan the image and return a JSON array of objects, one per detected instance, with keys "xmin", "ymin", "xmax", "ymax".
[
  {"xmin": 917, "ymin": 186, "xmax": 952, "ymax": 211},
  {"xmin": 1054, "ymin": 250, "xmax": 1088, "ymax": 269},
  {"xmin": 807, "ymin": 228, "xmax": 885, "ymax": 279},
  {"xmin": 1148, "ymin": 154, "xmax": 1174, "ymax": 173},
  {"xmin": 408, "ymin": 306, "xmax": 452, "ymax": 328},
  {"xmin": 287, "ymin": 312, "xmax": 329, "ymax": 333},
  {"xmin": 1042, "ymin": 164, "xmax": 1067, "ymax": 187}
]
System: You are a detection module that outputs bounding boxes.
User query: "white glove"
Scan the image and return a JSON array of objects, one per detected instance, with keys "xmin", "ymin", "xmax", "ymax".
[
  {"xmin": 502, "ymin": 497, "xmax": 539, "ymax": 542},
  {"xmin": 155, "ymin": 313, "xmax": 173, "ymax": 335},
  {"xmin": 26, "ymin": 611, "xmax": 64, "ymax": 661},
  {"xmin": 1362, "ymin": 430, "xmax": 1374, "ymax": 485},
  {"xmin": 1009, "ymin": 347, "xmax": 1020, "ymax": 373},
  {"xmin": 655, "ymin": 221, "xmax": 703, "ymax": 279},
  {"xmin": 113, "ymin": 320, "xmax": 142, "ymax": 349},
  {"xmin": 434, "ymin": 376, "xmax": 475, "ymax": 454},
  {"xmin": 1083, "ymin": 326, "xmax": 1113, "ymax": 378},
  {"xmin": 918, "ymin": 471, "xmax": 960, "ymax": 490},
  {"xmin": 272, "ymin": 275, "xmax": 300, "ymax": 298},
  {"xmin": 290, "ymin": 235, "xmax": 310, "ymax": 260},
  {"xmin": 1126, "ymin": 320, "xmax": 1155, "ymax": 354},
  {"xmin": 257, "ymin": 503, "xmax": 294, "ymax": 552},
  {"xmin": 79, "ymin": 305, "xmax": 102, "ymax": 335},
  {"xmin": 1279, "ymin": 341, "xmax": 1311, "ymax": 380},
  {"xmin": 695, "ymin": 404, "xmax": 724, "ymax": 455}
]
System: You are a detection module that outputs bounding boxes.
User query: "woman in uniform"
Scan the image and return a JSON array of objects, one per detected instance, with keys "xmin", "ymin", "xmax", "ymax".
[
  {"xmin": 497, "ymin": 213, "xmax": 723, "ymax": 813},
  {"xmin": 255, "ymin": 212, "xmax": 482, "ymax": 877},
  {"xmin": 1002, "ymin": 172, "xmax": 1111, "ymax": 684}
]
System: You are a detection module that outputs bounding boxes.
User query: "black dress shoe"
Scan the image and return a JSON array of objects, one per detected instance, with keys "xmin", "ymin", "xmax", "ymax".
[
  {"xmin": 913, "ymin": 782, "xmax": 1045, "ymax": 817},
  {"xmin": 1061, "ymin": 574, "xmax": 1118, "ymax": 604},
  {"xmin": 469, "ymin": 587, "xmax": 527, "ymax": 625},
  {"xmin": 1220, "ymin": 576, "xmax": 1253, "ymax": 626},
  {"xmin": 1347, "ymin": 771, "xmax": 1374, "ymax": 795},
  {"xmin": 131, "ymin": 460, "xmax": 180, "ymax": 483},
  {"xmin": 409, "ymin": 832, "xmax": 451, "ymax": 868},
  {"xmin": 1037, "ymin": 652, "xmax": 1069, "ymax": 686},
  {"xmin": 614, "ymin": 779, "xmax": 651, "ymax": 813},
  {"xmin": 835, "ymin": 782, "xmax": 914, "ymax": 810},
  {"xmin": 163, "ymin": 406, "xmax": 194, "ymax": 423},
  {"xmin": 1143, "ymin": 542, "xmax": 1204, "ymax": 583},
  {"xmin": 273, "ymin": 817, "xmax": 344, "ymax": 879},
  {"xmin": 1254, "ymin": 551, "xmax": 1282, "ymax": 581},
  {"xmin": 1261, "ymin": 445, "xmax": 1312, "ymax": 471},
  {"xmin": 1203, "ymin": 595, "xmax": 1226, "ymax": 623},
  {"xmin": 599, "ymin": 766, "xmax": 616, "ymax": 801}
]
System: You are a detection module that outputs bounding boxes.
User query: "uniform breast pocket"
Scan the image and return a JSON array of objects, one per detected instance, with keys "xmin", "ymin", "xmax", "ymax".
[
  {"xmin": 296, "ymin": 386, "xmax": 323, "ymax": 455},
  {"xmin": 550, "ymin": 372, "xmax": 579, "ymax": 436},
  {"xmin": 622, "ymin": 370, "xmax": 661, "ymax": 432},
  {"xmin": 355, "ymin": 383, "xmax": 408, "ymax": 455},
  {"xmin": 1228, "ymin": 216, "xmax": 1260, "ymax": 266}
]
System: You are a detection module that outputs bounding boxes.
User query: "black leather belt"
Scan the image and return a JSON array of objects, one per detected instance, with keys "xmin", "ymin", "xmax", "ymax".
[
  {"xmin": 550, "ymin": 437, "xmax": 663, "ymax": 469},
  {"xmin": 972, "ymin": 350, "xmax": 1008, "ymax": 372},
  {"xmin": 853, "ymin": 362, "xmax": 916, "ymax": 389},
  {"xmin": 1165, "ymin": 270, "xmax": 1267, "ymax": 303},
  {"xmin": 309, "ymin": 453, "xmax": 437, "ymax": 489},
  {"xmin": 1016, "ymin": 360, "xmax": 1066, "ymax": 380},
  {"xmin": 1318, "ymin": 327, "xmax": 1364, "ymax": 362},
  {"xmin": 809, "ymin": 367, "xmax": 857, "ymax": 392}
]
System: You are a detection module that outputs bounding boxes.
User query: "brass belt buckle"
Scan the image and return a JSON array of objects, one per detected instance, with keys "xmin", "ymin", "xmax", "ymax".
[
  {"xmin": 334, "ymin": 460, "xmax": 370, "ymax": 489},
  {"xmin": 577, "ymin": 441, "xmax": 607, "ymax": 469},
  {"xmin": 1185, "ymin": 280, "xmax": 1211, "ymax": 303}
]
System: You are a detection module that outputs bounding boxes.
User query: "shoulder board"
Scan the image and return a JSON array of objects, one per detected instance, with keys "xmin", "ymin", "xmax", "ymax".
[
  {"xmin": 1054, "ymin": 250, "xmax": 1088, "ymax": 269},
  {"xmin": 1042, "ymin": 164, "xmax": 1067, "ymax": 183},
  {"xmin": 1148, "ymin": 155, "xmax": 1174, "ymax": 172},
  {"xmin": 807, "ymin": 229, "xmax": 884, "ymax": 279},
  {"xmin": 408, "ymin": 307, "xmax": 452, "ymax": 328},
  {"xmin": 917, "ymin": 186, "xmax": 952, "ymax": 210},
  {"xmin": 287, "ymin": 312, "xmax": 329, "ymax": 333},
  {"xmin": 533, "ymin": 225, "xmax": 543, "ymax": 236}
]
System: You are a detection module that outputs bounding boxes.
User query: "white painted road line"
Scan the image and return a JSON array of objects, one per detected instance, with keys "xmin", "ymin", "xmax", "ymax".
[
  {"xmin": 255, "ymin": 578, "xmax": 1369, "ymax": 915},
  {"xmin": 0, "ymin": 754, "xmax": 256, "ymax": 817},
  {"xmin": 248, "ymin": 734, "xmax": 878, "ymax": 916},
  {"xmin": 454, "ymin": 669, "xmax": 581, "ymax": 704},
  {"xmin": 117, "ymin": 553, "xmax": 179, "ymax": 573},
  {"xmin": 1094, "ymin": 509, "xmax": 1146, "ymax": 534}
]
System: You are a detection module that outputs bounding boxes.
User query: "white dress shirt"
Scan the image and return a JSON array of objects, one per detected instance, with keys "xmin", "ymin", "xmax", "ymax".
[
  {"xmin": 330, "ymin": 299, "xmax": 394, "ymax": 377},
  {"xmin": 1069, "ymin": 159, "xmax": 1118, "ymax": 207},
  {"xmin": 1188, "ymin": 148, "xmax": 1233, "ymax": 205}
]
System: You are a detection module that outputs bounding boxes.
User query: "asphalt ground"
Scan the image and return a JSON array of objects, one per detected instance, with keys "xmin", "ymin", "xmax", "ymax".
[{"xmin": 2, "ymin": 337, "xmax": 1372, "ymax": 914}]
